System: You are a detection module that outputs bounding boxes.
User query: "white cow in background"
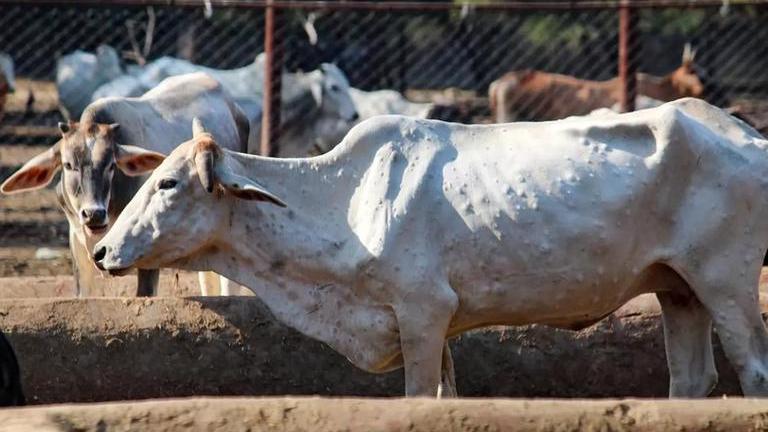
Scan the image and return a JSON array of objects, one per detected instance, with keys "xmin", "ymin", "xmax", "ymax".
[
  {"xmin": 246, "ymin": 63, "xmax": 358, "ymax": 156},
  {"xmin": 140, "ymin": 54, "xmax": 265, "ymax": 99},
  {"xmin": 95, "ymin": 98, "xmax": 768, "ymax": 398},
  {"xmin": 0, "ymin": 53, "xmax": 16, "ymax": 124},
  {"xmin": 91, "ymin": 74, "xmax": 148, "ymax": 101},
  {"xmin": 309, "ymin": 87, "xmax": 435, "ymax": 154},
  {"xmin": 56, "ymin": 45, "xmax": 124, "ymax": 119},
  {"xmin": 92, "ymin": 55, "xmax": 358, "ymax": 157},
  {"xmin": 350, "ymin": 88, "xmax": 433, "ymax": 119},
  {"xmin": 3, "ymin": 73, "xmax": 248, "ymax": 297},
  {"xmin": 0, "ymin": 54, "xmax": 16, "ymax": 93}
]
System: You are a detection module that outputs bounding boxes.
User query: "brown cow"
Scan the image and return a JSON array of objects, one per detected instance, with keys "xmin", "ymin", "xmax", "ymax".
[{"xmin": 489, "ymin": 44, "xmax": 704, "ymax": 122}]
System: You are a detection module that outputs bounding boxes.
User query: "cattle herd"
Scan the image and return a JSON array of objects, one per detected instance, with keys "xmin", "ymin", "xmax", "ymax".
[{"xmin": 0, "ymin": 40, "xmax": 768, "ymax": 409}]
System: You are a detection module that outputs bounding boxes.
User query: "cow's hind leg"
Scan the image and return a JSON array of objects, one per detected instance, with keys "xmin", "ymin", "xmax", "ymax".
[
  {"xmin": 395, "ymin": 282, "xmax": 458, "ymax": 397},
  {"xmin": 678, "ymin": 255, "xmax": 768, "ymax": 396},
  {"xmin": 656, "ymin": 288, "xmax": 718, "ymax": 397},
  {"xmin": 136, "ymin": 269, "xmax": 159, "ymax": 297},
  {"xmin": 437, "ymin": 342, "xmax": 457, "ymax": 398}
]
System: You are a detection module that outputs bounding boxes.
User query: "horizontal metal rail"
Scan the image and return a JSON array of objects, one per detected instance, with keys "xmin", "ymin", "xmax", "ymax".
[{"xmin": 2, "ymin": 0, "xmax": 767, "ymax": 11}]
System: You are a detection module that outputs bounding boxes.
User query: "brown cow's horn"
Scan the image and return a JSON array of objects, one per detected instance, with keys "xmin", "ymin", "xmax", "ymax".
[{"xmin": 195, "ymin": 149, "xmax": 216, "ymax": 193}]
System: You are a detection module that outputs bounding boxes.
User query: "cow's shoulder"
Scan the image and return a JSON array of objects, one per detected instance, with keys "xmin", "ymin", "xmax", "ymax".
[{"xmin": 330, "ymin": 115, "xmax": 449, "ymax": 157}]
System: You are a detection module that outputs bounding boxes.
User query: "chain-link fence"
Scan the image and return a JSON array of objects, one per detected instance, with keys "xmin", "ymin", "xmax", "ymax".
[{"xmin": 1, "ymin": 1, "xmax": 768, "ymax": 151}]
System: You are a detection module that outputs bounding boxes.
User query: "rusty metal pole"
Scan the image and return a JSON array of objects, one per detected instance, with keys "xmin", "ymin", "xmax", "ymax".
[
  {"xmin": 618, "ymin": 0, "xmax": 637, "ymax": 113},
  {"xmin": 261, "ymin": 0, "xmax": 283, "ymax": 157}
]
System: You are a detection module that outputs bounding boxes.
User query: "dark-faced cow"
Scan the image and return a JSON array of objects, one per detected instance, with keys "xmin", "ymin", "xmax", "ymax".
[
  {"xmin": 2, "ymin": 73, "xmax": 248, "ymax": 297},
  {"xmin": 95, "ymin": 98, "xmax": 768, "ymax": 397}
]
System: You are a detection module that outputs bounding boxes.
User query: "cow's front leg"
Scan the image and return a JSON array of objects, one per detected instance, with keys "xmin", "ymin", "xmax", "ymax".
[
  {"xmin": 438, "ymin": 342, "xmax": 457, "ymax": 398},
  {"xmin": 657, "ymin": 290, "xmax": 717, "ymax": 397},
  {"xmin": 69, "ymin": 227, "xmax": 97, "ymax": 297},
  {"xmin": 395, "ymin": 286, "xmax": 458, "ymax": 397},
  {"xmin": 136, "ymin": 269, "xmax": 159, "ymax": 297}
]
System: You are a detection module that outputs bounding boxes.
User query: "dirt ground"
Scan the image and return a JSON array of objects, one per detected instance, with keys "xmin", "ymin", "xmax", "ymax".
[{"xmin": 3, "ymin": 397, "xmax": 768, "ymax": 432}]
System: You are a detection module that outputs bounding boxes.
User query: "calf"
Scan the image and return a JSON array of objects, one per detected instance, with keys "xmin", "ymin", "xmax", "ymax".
[
  {"xmin": 489, "ymin": 44, "xmax": 704, "ymax": 122},
  {"xmin": 2, "ymin": 73, "xmax": 248, "ymax": 296},
  {"xmin": 95, "ymin": 99, "xmax": 768, "ymax": 397}
]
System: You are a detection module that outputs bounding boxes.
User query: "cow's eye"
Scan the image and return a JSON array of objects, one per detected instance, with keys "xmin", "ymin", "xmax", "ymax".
[
  {"xmin": 158, "ymin": 178, "xmax": 177, "ymax": 190},
  {"xmin": 329, "ymin": 84, "xmax": 340, "ymax": 92},
  {"xmin": 63, "ymin": 162, "xmax": 73, "ymax": 171}
]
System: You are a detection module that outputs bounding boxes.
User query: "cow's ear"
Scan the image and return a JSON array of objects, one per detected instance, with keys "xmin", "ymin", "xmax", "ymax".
[
  {"xmin": 116, "ymin": 144, "xmax": 165, "ymax": 176},
  {"xmin": 215, "ymin": 161, "xmax": 286, "ymax": 207},
  {"xmin": 1, "ymin": 142, "xmax": 61, "ymax": 194}
]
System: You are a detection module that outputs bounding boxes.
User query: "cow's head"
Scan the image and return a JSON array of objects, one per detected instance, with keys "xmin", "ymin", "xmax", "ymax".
[
  {"xmin": 670, "ymin": 43, "xmax": 705, "ymax": 99},
  {"xmin": 92, "ymin": 118, "xmax": 286, "ymax": 273},
  {"xmin": 0, "ymin": 121, "xmax": 164, "ymax": 236},
  {"xmin": 311, "ymin": 63, "xmax": 358, "ymax": 122}
]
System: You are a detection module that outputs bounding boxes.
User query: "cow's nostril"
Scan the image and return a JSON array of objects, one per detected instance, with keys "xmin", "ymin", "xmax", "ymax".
[
  {"xmin": 351, "ymin": 112, "xmax": 360, "ymax": 122},
  {"xmin": 93, "ymin": 209, "xmax": 106, "ymax": 222},
  {"xmin": 93, "ymin": 246, "xmax": 107, "ymax": 262},
  {"xmin": 80, "ymin": 209, "xmax": 89, "ymax": 219}
]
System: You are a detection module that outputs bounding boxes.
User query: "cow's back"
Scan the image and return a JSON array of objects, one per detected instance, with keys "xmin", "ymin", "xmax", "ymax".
[
  {"xmin": 95, "ymin": 72, "xmax": 246, "ymax": 155},
  {"xmin": 342, "ymin": 100, "xmax": 768, "ymax": 282}
]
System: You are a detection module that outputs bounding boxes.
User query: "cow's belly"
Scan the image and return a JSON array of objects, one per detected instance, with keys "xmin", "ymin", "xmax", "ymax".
[
  {"xmin": 447, "ymin": 264, "xmax": 646, "ymax": 333},
  {"xmin": 438, "ymin": 150, "xmax": 665, "ymax": 330}
]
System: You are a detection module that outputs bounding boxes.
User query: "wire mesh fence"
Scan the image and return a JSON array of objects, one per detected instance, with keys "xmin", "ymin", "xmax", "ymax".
[{"xmin": 0, "ymin": 1, "xmax": 767, "ymax": 155}]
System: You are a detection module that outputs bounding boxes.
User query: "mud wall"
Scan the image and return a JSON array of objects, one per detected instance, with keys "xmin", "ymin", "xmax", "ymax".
[{"xmin": 0, "ymin": 297, "xmax": 751, "ymax": 403}]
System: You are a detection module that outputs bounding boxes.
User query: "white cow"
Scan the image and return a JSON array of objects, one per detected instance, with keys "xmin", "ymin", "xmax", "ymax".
[
  {"xmin": 141, "ymin": 55, "xmax": 265, "ymax": 99},
  {"xmin": 2, "ymin": 73, "xmax": 248, "ymax": 297},
  {"xmin": 56, "ymin": 45, "xmax": 124, "ymax": 119},
  {"xmin": 308, "ymin": 87, "xmax": 435, "ymax": 155},
  {"xmin": 246, "ymin": 63, "xmax": 358, "ymax": 156},
  {"xmin": 93, "ymin": 98, "xmax": 768, "ymax": 397},
  {"xmin": 0, "ymin": 53, "xmax": 15, "ymax": 124},
  {"xmin": 91, "ymin": 74, "xmax": 148, "ymax": 101},
  {"xmin": 93, "ymin": 56, "xmax": 358, "ymax": 157},
  {"xmin": 0, "ymin": 54, "xmax": 15, "ymax": 93},
  {"xmin": 350, "ymin": 88, "xmax": 433, "ymax": 119}
]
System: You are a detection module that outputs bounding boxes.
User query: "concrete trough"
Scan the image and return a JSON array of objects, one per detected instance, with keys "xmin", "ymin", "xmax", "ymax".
[
  {"xmin": 0, "ymin": 296, "xmax": 758, "ymax": 404},
  {"xmin": 1, "ymin": 397, "xmax": 768, "ymax": 432}
]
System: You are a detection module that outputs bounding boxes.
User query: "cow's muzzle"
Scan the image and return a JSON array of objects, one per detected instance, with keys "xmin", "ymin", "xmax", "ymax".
[{"xmin": 92, "ymin": 245, "xmax": 130, "ymax": 276}]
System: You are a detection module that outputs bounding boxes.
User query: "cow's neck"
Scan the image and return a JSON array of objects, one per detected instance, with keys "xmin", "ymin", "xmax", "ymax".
[
  {"xmin": 180, "ymin": 152, "xmax": 399, "ymax": 364},
  {"xmin": 210, "ymin": 150, "xmax": 361, "ymax": 285}
]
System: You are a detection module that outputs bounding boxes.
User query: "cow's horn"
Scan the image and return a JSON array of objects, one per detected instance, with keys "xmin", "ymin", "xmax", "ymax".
[
  {"xmin": 683, "ymin": 43, "xmax": 692, "ymax": 62},
  {"xmin": 195, "ymin": 148, "xmax": 216, "ymax": 193},
  {"xmin": 192, "ymin": 117, "xmax": 208, "ymax": 138}
]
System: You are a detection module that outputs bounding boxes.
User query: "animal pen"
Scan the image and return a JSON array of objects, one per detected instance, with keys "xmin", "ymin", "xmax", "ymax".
[{"xmin": 1, "ymin": 0, "xmax": 768, "ymax": 429}]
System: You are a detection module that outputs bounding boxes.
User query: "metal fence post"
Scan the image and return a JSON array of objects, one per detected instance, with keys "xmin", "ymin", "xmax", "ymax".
[
  {"xmin": 618, "ymin": 0, "xmax": 637, "ymax": 113},
  {"xmin": 261, "ymin": 0, "xmax": 283, "ymax": 157}
]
